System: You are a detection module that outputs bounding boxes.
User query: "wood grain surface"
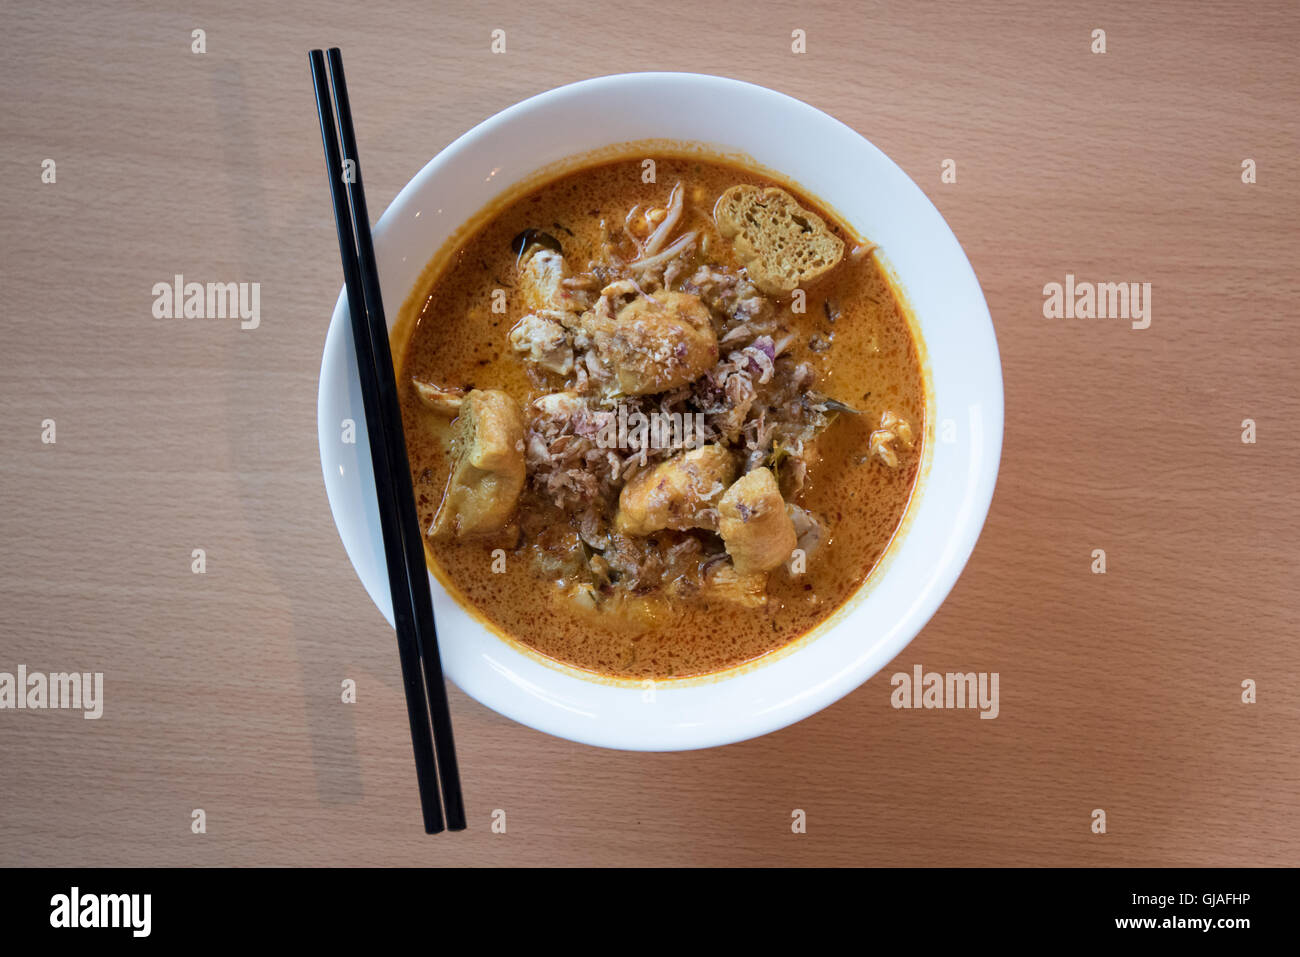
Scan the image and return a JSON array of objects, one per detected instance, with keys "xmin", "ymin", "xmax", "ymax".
[{"xmin": 2, "ymin": 0, "xmax": 1297, "ymax": 867}]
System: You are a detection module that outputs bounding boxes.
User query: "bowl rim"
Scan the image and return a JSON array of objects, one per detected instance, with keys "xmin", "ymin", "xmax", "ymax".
[{"xmin": 317, "ymin": 71, "xmax": 1004, "ymax": 750}]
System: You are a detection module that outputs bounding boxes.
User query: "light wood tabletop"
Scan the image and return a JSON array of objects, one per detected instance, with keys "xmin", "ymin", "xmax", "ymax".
[{"xmin": 2, "ymin": 0, "xmax": 1297, "ymax": 866}]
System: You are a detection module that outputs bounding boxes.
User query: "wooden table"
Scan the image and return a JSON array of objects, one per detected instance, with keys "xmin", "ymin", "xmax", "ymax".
[{"xmin": 2, "ymin": 0, "xmax": 1297, "ymax": 866}]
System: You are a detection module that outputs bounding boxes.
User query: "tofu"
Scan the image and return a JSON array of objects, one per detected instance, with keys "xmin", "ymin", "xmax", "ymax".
[
  {"xmin": 713, "ymin": 185, "xmax": 844, "ymax": 296},
  {"xmin": 581, "ymin": 291, "xmax": 718, "ymax": 396},
  {"xmin": 718, "ymin": 468, "xmax": 797, "ymax": 574},
  {"xmin": 615, "ymin": 444, "xmax": 736, "ymax": 535},
  {"xmin": 430, "ymin": 389, "xmax": 526, "ymax": 540}
]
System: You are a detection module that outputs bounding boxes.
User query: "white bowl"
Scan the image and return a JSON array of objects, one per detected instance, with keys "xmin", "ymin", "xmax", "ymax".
[{"xmin": 317, "ymin": 72, "xmax": 1002, "ymax": 751}]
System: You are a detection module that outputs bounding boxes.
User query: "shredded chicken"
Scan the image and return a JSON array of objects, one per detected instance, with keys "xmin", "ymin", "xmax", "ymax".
[
  {"xmin": 509, "ymin": 310, "xmax": 574, "ymax": 375},
  {"xmin": 518, "ymin": 247, "xmax": 569, "ymax": 312},
  {"xmin": 867, "ymin": 409, "xmax": 915, "ymax": 467}
]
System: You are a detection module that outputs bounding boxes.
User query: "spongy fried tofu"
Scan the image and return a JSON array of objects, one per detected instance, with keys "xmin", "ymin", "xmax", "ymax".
[
  {"xmin": 615, "ymin": 444, "xmax": 737, "ymax": 536},
  {"xmin": 582, "ymin": 291, "xmax": 718, "ymax": 396},
  {"xmin": 718, "ymin": 467, "xmax": 798, "ymax": 574},
  {"xmin": 713, "ymin": 185, "xmax": 845, "ymax": 296},
  {"xmin": 430, "ymin": 389, "xmax": 526, "ymax": 540}
]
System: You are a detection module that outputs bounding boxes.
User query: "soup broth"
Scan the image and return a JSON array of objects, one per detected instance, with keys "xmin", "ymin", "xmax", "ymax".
[{"xmin": 397, "ymin": 154, "xmax": 925, "ymax": 679}]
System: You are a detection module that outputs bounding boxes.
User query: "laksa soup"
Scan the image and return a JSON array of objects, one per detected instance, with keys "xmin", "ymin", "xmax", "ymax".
[{"xmin": 394, "ymin": 153, "xmax": 926, "ymax": 679}]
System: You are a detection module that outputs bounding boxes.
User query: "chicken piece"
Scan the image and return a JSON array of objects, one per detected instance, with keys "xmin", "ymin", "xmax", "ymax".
[
  {"xmin": 509, "ymin": 310, "xmax": 573, "ymax": 375},
  {"xmin": 519, "ymin": 247, "xmax": 569, "ymax": 312},
  {"xmin": 430, "ymin": 389, "xmax": 526, "ymax": 540},
  {"xmin": 866, "ymin": 410, "xmax": 916, "ymax": 468},
  {"xmin": 786, "ymin": 504, "xmax": 827, "ymax": 560},
  {"xmin": 868, "ymin": 430, "xmax": 900, "ymax": 467},
  {"xmin": 580, "ymin": 291, "xmax": 718, "ymax": 396},
  {"xmin": 718, "ymin": 468, "xmax": 797, "ymax": 575},
  {"xmin": 531, "ymin": 390, "xmax": 586, "ymax": 418},
  {"xmin": 880, "ymin": 409, "xmax": 915, "ymax": 449},
  {"xmin": 703, "ymin": 561, "xmax": 768, "ymax": 608},
  {"xmin": 564, "ymin": 581, "xmax": 600, "ymax": 612},
  {"xmin": 410, "ymin": 378, "xmax": 465, "ymax": 416},
  {"xmin": 614, "ymin": 444, "xmax": 736, "ymax": 536}
]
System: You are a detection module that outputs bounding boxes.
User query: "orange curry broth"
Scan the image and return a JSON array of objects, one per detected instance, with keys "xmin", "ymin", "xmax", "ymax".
[{"xmin": 396, "ymin": 155, "xmax": 924, "ymax": 678}]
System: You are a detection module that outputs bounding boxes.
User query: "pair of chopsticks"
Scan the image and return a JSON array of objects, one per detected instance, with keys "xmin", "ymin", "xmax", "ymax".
[{"xmin": 310, "ymin": 48, "xmax": 465, "ymax": 833}]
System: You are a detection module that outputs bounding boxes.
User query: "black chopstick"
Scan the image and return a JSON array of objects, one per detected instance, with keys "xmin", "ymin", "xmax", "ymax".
[
  {"xmin": 324, "ymin": 48, "xmax": 467, "ymax": 831},
  {"xmin": 310, "ymin": 48, "xmax": 466, "ymax": 833}
]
